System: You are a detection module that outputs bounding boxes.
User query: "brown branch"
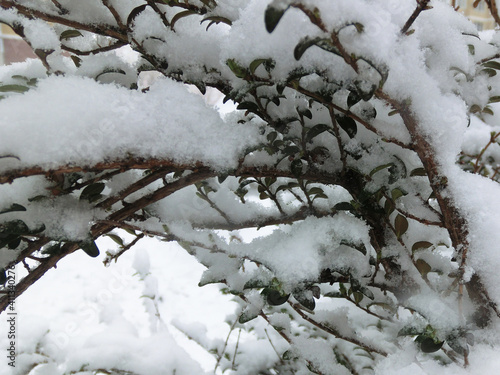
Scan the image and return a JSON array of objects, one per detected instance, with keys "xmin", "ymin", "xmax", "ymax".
[
  {"xmin": 0, "ymin": 158, "xmax": 204, "ymax": 184},
  {"xmin": 61, "ymin": 41, "xmax": 126, "ymax": 56},
  {"xmin": 95, "ymin": 167, "xmax": 173, "ymax": 210},
  {"xmin": 103, "ymin": 232, "xmax": 145, "ymax": 266},
  {"xmin": 294, "ymin": 85, "xmax": 412, "ymax": 150},
  {"xmin": 328, "ymin": 106, "xmax": 348, "ymax": 175},
  {"xmin": 0, "ymin": 168, "xmax": 216, "ymax": 313},
  {"xmin": 485, "ymin": 0, "xmax": 500, "ymax": 27},
  {"xmin": 50, "ymin": 0, "xmax": 68, "ymax": 15},
  {"xmin": 473, "ymin": 132, "xmax": 500, "ymax": 173},
  {"xmin": 0, "ymin": 242, "xmax": 78, "ymax": 313},
  {"xmin": 0, "ymin": 157, "xmax": 348, "ymax": 191},
  {"xmin": 401, "ymin": 0, "xmax": 432, "ymax": 35},
  {"xmin": 288, "ymin": 301, "xmax": 388, "ymax": 356},
  {"xmin": 0, "ymin": 0, "xmax": 127, "ymax": 42},
  {"xmin": 102, "ymin": 0, "xmax": 125, "ymax": 30},
  {"xmin": 146, "ymin": 0, "xmax": 171, "ymax": 30},
  {"xmin": 375, "ymin": 90, "xmax": 468, "ymax": 250}
]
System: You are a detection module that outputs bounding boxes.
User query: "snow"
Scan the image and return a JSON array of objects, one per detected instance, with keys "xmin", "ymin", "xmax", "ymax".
[
  {"xmin": 0, "ymin": 237, "xmax": 239, "ymax": 375},
  {"xmin": 0, "ymin": 75, "xmax": 263, "ymax": 173},
  {"xmin": 3, "ymin": 0, "xmax": 500, "ymax": 374}
]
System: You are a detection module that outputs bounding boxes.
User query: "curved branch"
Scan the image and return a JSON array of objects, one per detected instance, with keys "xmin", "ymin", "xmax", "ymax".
[{"xmin": 0, "ymin": 0, "xmax": 127, "ymax": 42}]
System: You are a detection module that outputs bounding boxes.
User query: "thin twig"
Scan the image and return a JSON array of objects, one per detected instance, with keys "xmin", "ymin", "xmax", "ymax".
[
  {"xmin": 215, "ymin": 318, "xmax": 238, "ymax": 372},
  {"xmin": 231, "ymin": 328, "xmax": 241, "ymax": 370},
  {"xmin": 288, "ymin": 301, "xmax": 388, "ymax": 356},
  {"xmin": 401, "ymin": 0, "xmax": 432, "ymax": 35},
  {"xmin": 264, "ymin": 328, "xmax": 284, "ymax": 363}
]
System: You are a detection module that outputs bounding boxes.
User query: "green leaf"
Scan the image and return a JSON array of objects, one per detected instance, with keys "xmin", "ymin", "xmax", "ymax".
[
  {"xmin": 305, "ymin": 124, "xmax": 329, "ymax": 142},
  {"xmin": 489, "ymin": 96, "xmax": 500, "ymax": 104},
  {"xmin": 410, "ymin": 168, "xmax": 427, "ymax": 177},
  {"xmin": 80, "ymin": 182, "xmax": 105, "ymax": 201},
  {"xmin": 259, "ymin": 192, "xmax": 270, "ymax": 200},
  {"xmin": 60, "ymin": 29, "xmax": 83, "ymax": 40},
  {"xmin": 308, "ymin": 187, "xmax": 325, "ymax": 196},
  {"xmin": 415, "ymin": 258, "xmax": 431, "ymax": 277},
  {"xmin": 412, "ymin": 241, "xmax": 433, "ymax": 253},
  {"xmin": 6, "ymin": 237, "xmax": 20, "ymax": 249},
  {"xmin": 336, "ymin": 115, "xmax": 357, "ymax": 138},
  {"xmin": 200, "ymin": 16, "xmax": 232, "ymax": 30},
  {"xmin": 367, "ymin": 302, "xmax": 396, "ymax": 314},
  {"xmin": 267, "ymin": 131, "xmax": 278, "ymax": 143},
  {"xmin": 359, "ymin": 286, "xmax": 374, "ymax": 300},
  {"xmin": 370, "ymin": 163, "xmax": 393, "ymax": 177},
  {"xmin": 264, "ymin": 4, "xmax": 289, "ymax": 33},
  {"xmin": 389, "ymin": 156, "xmax": 407, "ymax": 184},
  {"xmin": 482, "ymin": 106, "xmax": 494, "ymax": 115},
  {"xmin": 282, "ymin": 350, "xmax": 298, "ymax": 360},
  {"xmin": 482, "ymin": 60, "xmax": 500, "ymax": 70},
  {"xmin": 283, "ymin": 145, "xmax": 300, "ymax": 156},
  {"xmin": 418, "ymin": 336, "xmax": 443, "ymax": 353},
  {"xmin": 0, "ymin": 220, "xmax": 29, "ymax": 236},
  {"xmin": 394, "ymin": 214, "xmax": 408, "ymax": 239},
  {"xmin": 481, "ymin": 68, "xmax": 497, "ymax": 77},
  {"xmin": 226, "ymin": 59, "xmax": 248, "ymax": 79},
  {"xmin": 171, "ymin": 10, "xmax": 197, "ymax": 29},
  {"xmin": 294, "ymin": 36, "xmax": 321, "ymax": 60},
  {"xmin": 95, "ymin": 68, "xmax": 126, "ymax": 80},
  {"xmin": 347, "ymin": 90, "xmax": 362, "ymax": 108},
  {"xmin": 398, "ymin": 325, "xmax": 422, "ymax": 337},
  {"xmin": 391, "ymin": 188, "xmax": 406, "ymax": 201},
  {"xmin": 237, "ymin": 101, "xmax": 259, "ymax": 112},
  {"xmin": 324, "ymin": 291, "xmax": 343, "ymax": 298},
  {"xmin": 293, "ymin": 37, "xmax": 340, "ymax": 61},
  {"xmin": 0, "ymin": 84, "xmax": 29, "ymax": 93},
  {"xmin": 105, "ymin": 233, "xmax": 124, "ymax": 247},
  {"xmin": 341, "ymin": 239, "xmax": 367, "ymax": 255},
  {"xmin": 294, "ymin": 291, "xmax": 315, "ymax": 310},
  {"xmin": 447, "ymin": 334, "xmax": 469, "ymax": 355},
  {"xmin": 42, "ymin": 243, "xmax": 64, "ymax": 256},
  {"xmin": 71, "ymin": 55, "xmax": 82, "ymax": 68},
  {"xmin": 470, "ymin": 104, "xmax": 482, "ymax": 114},
  {"xmin": 334, "ymin": 202, "xmax": 354, "ymax": 211},
  {"xmin": 127, "ymin": 4, "xmax": 148, "ymax": 27},
  {"xmin": 290, "ymin": 159, "xmax": 303, "ymax": 177},
  {"xmin": 0, "ymin": 204, "xmax": 26, "ymax": 215},
  {"xmin": 79, "ymin": 240, "xmax": 100, "ymax": 258},
  {"xmin": 354, "ymin": 22, "xmax": 364, "ymax": 33},
  {"xmin": 243, "ymin": 278, "xmax": 269, "ymax": 289},
  {"xmin": 352, "ymin": 291, "xmax": 364, "ymax": 304},
  {"xmin": 262, "ymin": 288, "xmax": 289, "ymax": 306},
  {"xmin": 249, "ymin": 58, "xmax": 275, "ymax": 74}
]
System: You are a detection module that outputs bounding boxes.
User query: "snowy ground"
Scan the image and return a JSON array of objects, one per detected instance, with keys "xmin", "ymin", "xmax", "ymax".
[{"xmin": 0, "ymin": 236, "xmax": 238, "ymax": 375}]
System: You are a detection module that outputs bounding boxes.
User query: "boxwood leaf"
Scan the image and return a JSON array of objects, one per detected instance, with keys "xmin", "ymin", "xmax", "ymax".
[
  {"xmin": 79, "ymin": 240, "xmax": 100, "ymax": 257},
  {"xmin": 336, "ymin": 115, "xmax": 357, "ymax": 138},
  {"xmin": 264, "ymin": 4, "xmax": 289, "ymax": 33},
  {"xmin": 0, "ymin": 204, "xmax": 26, "ymax": 215},
  {"xmin": 60, "ymin": 29, "xmax": 83, "ymax": 40},
  {"xmin": 305, "ymin": 123, "xmax": 329, "ymax": 142},
  {"xmin": 394, "ymin": 214, "xmax": 408, "ymax": 239},
  {"xmin": 80, "ymin": 182, "xmax": 105, "ymax": 201},
  {"xmin": 412, "ymin": 241, "xmax": 433, "ymax": 253}
]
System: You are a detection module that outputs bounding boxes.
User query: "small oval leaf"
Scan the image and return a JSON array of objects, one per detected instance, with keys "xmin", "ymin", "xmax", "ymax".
[
  {"xmin": 79, "ymin": 240, "xmax": 100, "ymax": 257},
  {"xmin": 264, "ymin": 5, "xmax": 289, "ymax": 33},
  {"xmin": 394, "ymin": 214, "xmax": 408, "ymax": 239}
]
